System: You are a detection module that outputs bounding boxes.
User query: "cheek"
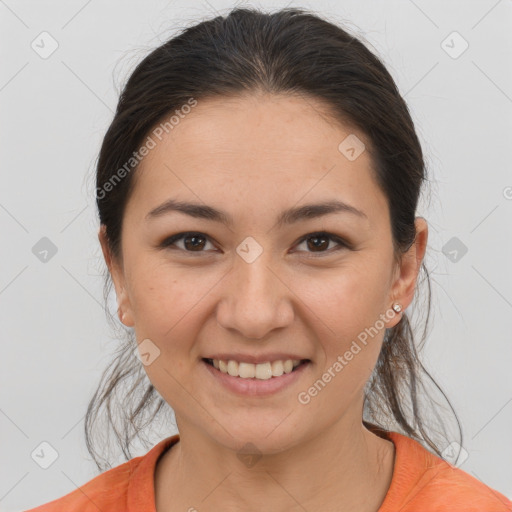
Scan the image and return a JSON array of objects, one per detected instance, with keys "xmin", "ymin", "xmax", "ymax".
[
  {"xmin": 299, "ymin": 261, "xmax": 388, "ymax": 364},
  {"xmin": 127, "ymin": 260, "xmax": 217, "ymax": 345},
  {"xmin": 303, "ymin": 259, "xmax": 387, "ymax": 324}
]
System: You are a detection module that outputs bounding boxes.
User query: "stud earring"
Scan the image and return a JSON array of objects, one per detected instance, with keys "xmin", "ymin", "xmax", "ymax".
[{"xmin": 392, "ymin": 303, "xmax": 402, "ymax": 313}]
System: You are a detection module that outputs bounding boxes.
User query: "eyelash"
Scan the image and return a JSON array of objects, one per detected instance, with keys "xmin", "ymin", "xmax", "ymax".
[{"xmin": 159, "ymin": 231, "xmax": 350, "ymax": 256}]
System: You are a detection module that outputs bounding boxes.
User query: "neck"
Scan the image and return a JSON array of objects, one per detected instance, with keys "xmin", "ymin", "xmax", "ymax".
[{"xmin": 155, "ymin": 415, "xmax": 395, "ymax": 512}]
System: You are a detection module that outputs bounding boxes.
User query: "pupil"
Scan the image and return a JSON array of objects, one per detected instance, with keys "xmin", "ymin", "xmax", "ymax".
[
  {"xmin": 185, "ymin": 235, "xmax": 205, "ymax": 250},
  {"xmin": 308, "ymin": 235, "xmax": 328, "ymax": 251}
]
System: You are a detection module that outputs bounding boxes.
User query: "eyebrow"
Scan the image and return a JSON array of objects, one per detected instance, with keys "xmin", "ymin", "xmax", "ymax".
[{"xmin": 145, "ymin": 198, "xmax": 368, "ymax": 228}]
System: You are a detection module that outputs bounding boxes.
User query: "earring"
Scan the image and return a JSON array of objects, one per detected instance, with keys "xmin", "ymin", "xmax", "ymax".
[{"xmin": 392, "ymin": 303, "xmax": 402, "ymax": 313}]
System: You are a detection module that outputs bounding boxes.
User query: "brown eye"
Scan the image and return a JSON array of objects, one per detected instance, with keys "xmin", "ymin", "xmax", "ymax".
[
  {"xmin": 306, "ymin": 234, "xmax": 330, "ymax": 251},
  {"xmin": 183, "ymin": 234, "xmax": 207, "ymax": 250},
  {"xmin": 295, "ymin": 232, "xmax": 348, "ymax": 255},
  {"xmin": 160, "ymin": 232, "xmax": 215, "ymax": 252}
]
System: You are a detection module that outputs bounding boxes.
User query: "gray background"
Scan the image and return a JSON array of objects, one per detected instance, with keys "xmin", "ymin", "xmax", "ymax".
[{"xmin": 1, "ymin": 0, "xmax": 511, "ymax": 510}]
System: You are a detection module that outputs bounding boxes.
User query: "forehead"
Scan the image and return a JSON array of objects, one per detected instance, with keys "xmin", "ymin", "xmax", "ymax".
[
  {"xmin": 144, "ymin": 93, "xmax": 367, "ymax": 167},
  {"xmin": 130, "ymin": 93, "xmax": 387, "ymax": 226}
]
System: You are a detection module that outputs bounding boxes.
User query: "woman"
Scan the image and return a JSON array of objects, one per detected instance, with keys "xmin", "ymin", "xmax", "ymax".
[{"xmin": 26, "ymin": 7, "xmax": 512, "ymax": 512}]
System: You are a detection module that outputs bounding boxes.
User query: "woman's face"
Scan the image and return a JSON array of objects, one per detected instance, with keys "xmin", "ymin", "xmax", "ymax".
[{"xmin": 102, "ymin": 93, "xmax": 426, "ymax": 454}]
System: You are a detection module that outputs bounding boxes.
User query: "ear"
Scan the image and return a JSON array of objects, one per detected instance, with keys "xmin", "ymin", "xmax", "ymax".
[
  {"xmin": 386, "ymin": 217, "xmax": 428, "ymax": 328},
  {"xmin": 98, "ymin": 225, "xmax": 135, "ymax": 327}
]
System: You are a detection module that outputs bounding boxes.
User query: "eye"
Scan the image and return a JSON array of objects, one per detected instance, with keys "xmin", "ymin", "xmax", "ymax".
[
  {"xmin": 159, "ymin": 231, "xmax": 350, "ymax": 255},
  {"xmin": 159, "ymin": 232, "xmax": 216, "ymax": 253},
  {"xmin": 294, "ymin": 232, "xmax": 349, "ymax": 255}
]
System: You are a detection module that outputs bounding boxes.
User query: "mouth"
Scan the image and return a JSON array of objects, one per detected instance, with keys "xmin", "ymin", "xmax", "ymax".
[{"xmin": 202, "ymin": 357, "xmax": 310, "ymax": 380}]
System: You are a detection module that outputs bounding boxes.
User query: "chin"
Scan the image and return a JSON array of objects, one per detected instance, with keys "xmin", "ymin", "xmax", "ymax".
[{"xmin": 207, "ymin": 418, "xmax": 302, "ymax": 456}]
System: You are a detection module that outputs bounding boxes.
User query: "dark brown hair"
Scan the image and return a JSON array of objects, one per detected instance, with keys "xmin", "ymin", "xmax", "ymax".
[{"xmin": 87, "ymin": 6, "xmax": 462, "ymax": 472}]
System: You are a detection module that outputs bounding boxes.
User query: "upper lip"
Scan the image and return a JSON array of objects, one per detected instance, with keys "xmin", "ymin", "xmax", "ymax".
[{"xmin": 203, "ymin": 353, "xmax": 310, "ymax": 364}]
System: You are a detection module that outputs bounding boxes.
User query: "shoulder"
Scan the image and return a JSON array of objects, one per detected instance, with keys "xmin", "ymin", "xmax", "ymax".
[
  {"xmin": 414, "ymin": 464, "xmax": 512, "ymax": 511},
  {"xmin": 23, "ymin": 435, "xmax": 179, "ymax": 512},
  {"xmin": 380, "ymin": 431, "xmax": 512, "ymax": 512},
  {"xmin": 23, "ymin": 458, "xmax": 138, "ymax": 512}
]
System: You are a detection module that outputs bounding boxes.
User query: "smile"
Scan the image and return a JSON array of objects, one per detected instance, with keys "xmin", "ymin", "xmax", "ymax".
[
  {"xmin": 202, "ymin": 357, "xmax": 311, "ymax": 397},
  {"xmin": 203, "ymin": 358, "xmax": 309, "ymax": 380}
]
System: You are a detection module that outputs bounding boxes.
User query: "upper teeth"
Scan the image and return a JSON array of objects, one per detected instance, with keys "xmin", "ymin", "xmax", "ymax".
[{"xmin": 212, "ymin": 359, "xmax": 302, "ymax": 379}]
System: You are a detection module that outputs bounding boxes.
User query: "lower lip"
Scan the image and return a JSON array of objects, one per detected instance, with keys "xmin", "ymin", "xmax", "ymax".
[{"xmin": 201, "ymin": 360, "xmax": 310, "ymax": 397}]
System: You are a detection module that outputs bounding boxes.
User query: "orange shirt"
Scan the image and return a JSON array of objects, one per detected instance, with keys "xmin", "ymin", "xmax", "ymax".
[{"xmin": 25, "ymin": 430, "xmax": 512, "ymax": 511}]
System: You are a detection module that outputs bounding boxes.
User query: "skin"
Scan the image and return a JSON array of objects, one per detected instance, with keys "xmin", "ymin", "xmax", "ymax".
[{"xmin": 99, "ymin": 92, "xmax": 428, "ymax": 512}]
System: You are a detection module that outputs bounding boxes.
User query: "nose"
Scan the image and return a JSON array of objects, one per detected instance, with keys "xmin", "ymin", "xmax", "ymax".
[{"xmin": 215, "ymin": 254, "xmax": 294, "ymax": 340}]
